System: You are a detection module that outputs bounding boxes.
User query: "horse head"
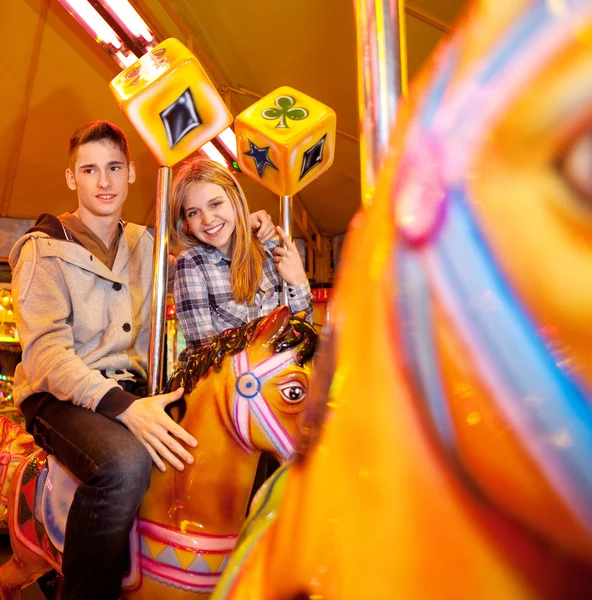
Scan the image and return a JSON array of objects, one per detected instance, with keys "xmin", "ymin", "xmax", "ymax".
[
  {"xmin": 216, "ymin": 1, "xmax": 592, "ymax": 597},
  {"xmin": 167, "ymin": 306, "xmax": 317, "ymax": 464},
  {"xmin": 390, "ymin": 0, "xmax": 592, "ymax": 564}
]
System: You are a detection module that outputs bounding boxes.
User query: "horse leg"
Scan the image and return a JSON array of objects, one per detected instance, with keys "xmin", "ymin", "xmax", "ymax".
[
  {"xmin": 0, "ymin": 552, "xmax": 52, "ymax": 600},
  {"xmin": 0, "ymin": 535, "xmax": 54, "ymax": 600},
  {"xmin": 0, "ymin": 555, "xmax": 28, "ymax": 600}
]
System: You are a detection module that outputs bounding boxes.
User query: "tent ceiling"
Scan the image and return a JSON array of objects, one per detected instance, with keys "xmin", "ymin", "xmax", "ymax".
[{"xmin": 1, "ymin": 0, "xmax": 464, "ymax": 237}]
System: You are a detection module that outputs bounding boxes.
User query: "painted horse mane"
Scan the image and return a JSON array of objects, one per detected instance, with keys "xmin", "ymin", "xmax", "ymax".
[{"xmin": 165, "ymin": 313, "xmax": 317, "ymax": 419}]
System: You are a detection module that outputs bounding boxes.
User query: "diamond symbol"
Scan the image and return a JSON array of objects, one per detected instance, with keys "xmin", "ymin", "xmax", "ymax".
[
  {"xmin": 160, "ymin": 88, "xmax": 202, "ymax": 148},
  {"xmin": 299, "ymin": 134, "xmax": 326, "ymax": 180}
]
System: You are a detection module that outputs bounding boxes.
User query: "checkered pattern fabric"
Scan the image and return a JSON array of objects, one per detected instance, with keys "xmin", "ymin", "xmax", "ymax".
[{"xmin": 174, "ymin": 240, "xmax": 312, "ymax": 356}]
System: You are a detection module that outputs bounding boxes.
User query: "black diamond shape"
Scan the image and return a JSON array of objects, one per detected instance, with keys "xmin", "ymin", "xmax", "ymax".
[
  {"xmin": 299, "ymin": 134, "xmax": 327, "ymax": 180},
  {"xmin": 22, "ymin": 458, "xmax": 40, "ymax": 486},
  {"xmin": 18, "ymin": 491, "xmax": 33, "ymax": 525},
  {"xmin": 160, "ymin": 88, "xmax": 202, "ymax": 148},
  {"xmin": 34, "ymin": 517, "xmax": 46, "ymax": 546}
]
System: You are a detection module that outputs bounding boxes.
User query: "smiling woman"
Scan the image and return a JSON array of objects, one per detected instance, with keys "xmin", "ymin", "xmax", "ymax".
[
  {"xmin": 170, "ymin": 158, "xmax": 313, "ymax": 356},
  {"xmin": 183, "ymin": 181, "xmax": 237, "ymax": 257}
]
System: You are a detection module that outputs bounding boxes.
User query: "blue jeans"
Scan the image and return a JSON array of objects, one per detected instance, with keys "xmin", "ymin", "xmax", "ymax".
[{"xmin": 30, "ymin": 396, "xmax": 152, "ymax": 600}]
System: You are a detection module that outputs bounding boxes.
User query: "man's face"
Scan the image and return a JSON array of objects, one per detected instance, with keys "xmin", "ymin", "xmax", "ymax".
[{"xmin": 65, "ymin": 140, "xmax": 135, "ymax": 219}]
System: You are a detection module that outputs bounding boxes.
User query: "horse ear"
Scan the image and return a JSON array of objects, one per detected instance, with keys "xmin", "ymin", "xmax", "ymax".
[{"xmin": 253, "ymin": 306, "xmax": 290, "ymax": 346}]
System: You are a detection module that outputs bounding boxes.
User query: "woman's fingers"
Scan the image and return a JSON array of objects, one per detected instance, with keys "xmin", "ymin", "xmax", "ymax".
[{"xmin": 276, "ymin": 226, "xmax": 296, "ymax": 250}]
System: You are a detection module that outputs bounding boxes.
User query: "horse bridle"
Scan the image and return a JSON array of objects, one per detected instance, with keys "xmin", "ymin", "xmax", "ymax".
[{"xmin": 231, "ymin": 349, "xmax": 297, "ymax": 461}]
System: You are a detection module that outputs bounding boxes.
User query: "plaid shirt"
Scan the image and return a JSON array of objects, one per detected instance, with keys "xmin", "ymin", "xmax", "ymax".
[{"xmin": 174, "ymin": 240, "xmax": 312, "ymax": 355}]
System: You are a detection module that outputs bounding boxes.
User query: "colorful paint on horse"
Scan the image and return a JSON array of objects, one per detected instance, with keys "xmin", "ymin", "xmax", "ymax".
[
  {"xmin": 215, "ymin": 1, "xmax": 592, "ymax": 598},
  {"xmin": 0, "ymin": 418, "xmax": 35, "ymax": 531},
  {"xmin": 0, "ymin": 308, "xmax": 317, "ymax": 599}
]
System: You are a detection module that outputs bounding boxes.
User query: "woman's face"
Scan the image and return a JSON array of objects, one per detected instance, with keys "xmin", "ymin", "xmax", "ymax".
[{"xmin": 183, "ymin": 181, "xmax": 237, "ymax": 256}]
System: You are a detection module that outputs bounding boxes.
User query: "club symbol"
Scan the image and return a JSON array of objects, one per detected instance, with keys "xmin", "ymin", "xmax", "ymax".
[{"xmin": 261, "ymin": 95, "xmax": 309, "ymax": 129}]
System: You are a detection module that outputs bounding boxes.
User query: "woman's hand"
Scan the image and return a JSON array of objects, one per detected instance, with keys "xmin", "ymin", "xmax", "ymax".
[{"xmin": 273, "ymin": 226, "xmax": 307, "ymax": 286}]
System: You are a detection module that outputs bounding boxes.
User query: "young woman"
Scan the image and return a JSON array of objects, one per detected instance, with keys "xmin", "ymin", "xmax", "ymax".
[{"xmin": 171, "ymin": 158, "xmax": 313, "ymax": 357}]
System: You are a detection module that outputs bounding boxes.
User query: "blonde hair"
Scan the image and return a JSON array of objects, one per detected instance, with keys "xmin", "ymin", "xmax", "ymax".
[{"xmin": 171, "ymin": 158, "xmax": 265, "ymax": 304}]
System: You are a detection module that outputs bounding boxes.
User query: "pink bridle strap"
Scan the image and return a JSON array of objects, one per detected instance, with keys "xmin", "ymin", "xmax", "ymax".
[{"xmin": 232, "ymin": 349, "xmax": 297, "ymax": 461}]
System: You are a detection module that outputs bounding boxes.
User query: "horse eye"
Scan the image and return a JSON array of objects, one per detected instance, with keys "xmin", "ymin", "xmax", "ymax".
[
  {"xmin": 279, "ymin": 384, "xmax": 306, "ymax": 403},
  {"xmin": 558, "ymin": 131, "xmax": 592, "ymax": 204}
]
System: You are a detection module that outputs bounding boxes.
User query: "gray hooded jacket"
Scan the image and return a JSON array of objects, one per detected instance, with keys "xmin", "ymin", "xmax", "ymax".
[{"xmin": 9, "ymin": 213, "xmax": 154, "ymax": 420}]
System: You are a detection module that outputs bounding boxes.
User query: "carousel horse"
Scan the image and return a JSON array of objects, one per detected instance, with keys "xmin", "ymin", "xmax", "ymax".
[
  {"xmin": 0, "ymin": 307, "xmax": 317, "ymax": 599},
  {"xmin": 213, "ymin": 0, "xmax": 592, "ymax": 598}
]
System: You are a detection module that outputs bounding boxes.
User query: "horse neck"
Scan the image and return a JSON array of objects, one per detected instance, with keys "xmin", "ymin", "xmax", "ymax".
[{"xmin": 139, "ymin": 372, "xmax": 261, "ymax": 536}]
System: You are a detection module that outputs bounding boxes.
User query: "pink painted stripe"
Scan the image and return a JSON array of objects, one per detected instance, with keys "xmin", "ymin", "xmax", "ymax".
[
  {"xmin": 232, "ymin": 352, "xmax": 258, "ymax": 453},
  {"xmin": 234, "ymin": 393, "xmax": 255, "ymax": 452},
  {"xmin": 251, "ymin": 392, "xmax": 294, "ymax": 458},
  {"xmin": 251, "ymin": 351, "xmax": 295, "ymax": 380},
  {"xmin": 121, "ymin": 520, "xmax": 141, "ymax": 590},
  {"xmin": 138, "ymin": 519, "xmax": 237, "ymax": 553},
  {"xmin": 140, "ymin": 555, "xmax": 220, "ymax": 590},
  {"xmin": 237, "ymin": 351, "xmax": 249, "ymax": 375}
]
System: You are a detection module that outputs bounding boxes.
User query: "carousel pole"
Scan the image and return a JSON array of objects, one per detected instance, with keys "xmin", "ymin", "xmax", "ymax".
[
  {"xmin": 147, "ymin": 166, "xmax": 172, "ymax": 395},
  {"xmin": 110, "ymin": 39, "xmax": 233, "ymax": 394},
  {"xmin": 354, "ymin": 0, "xmax": 408, "ymax": 206},
  {"xmin": 280, "ymin": 194, "xmax": 293, "ymax": 306}
]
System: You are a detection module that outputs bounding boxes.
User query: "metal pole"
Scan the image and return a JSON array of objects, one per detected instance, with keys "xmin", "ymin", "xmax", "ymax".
[
  {"xmin": 280, "ymin": 194, "xmax": 293, "ymax": 306},
  {"xmin": 147, "ymin": 166, "xmax": 172, "ymax": 395},
  {"xmin": 354, "ymin": 0, "xmax": 408, "ymax": 206}
]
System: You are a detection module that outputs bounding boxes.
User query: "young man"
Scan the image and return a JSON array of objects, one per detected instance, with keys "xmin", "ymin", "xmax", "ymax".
[{"xmin": 9, "ymin": 120, "xmax": 275, "ymax": 599}]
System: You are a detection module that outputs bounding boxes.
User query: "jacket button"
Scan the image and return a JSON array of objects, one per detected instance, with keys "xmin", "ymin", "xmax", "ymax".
[
  {"xmin": 122, "ymin": 323, "xmax": 131, "ymax": 333},
  {"xmin": 113, "ymin": 282, "xmax": 122, "ymax": 291}
]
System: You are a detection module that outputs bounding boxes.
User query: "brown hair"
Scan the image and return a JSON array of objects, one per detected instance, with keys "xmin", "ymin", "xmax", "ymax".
[
  {"xmin": 68, "ymin": 120, "xmax": 130, "ymax": 166},
  {"xmin": 171, "ymin": 158, "xmax": 265, "ymax": 304}
]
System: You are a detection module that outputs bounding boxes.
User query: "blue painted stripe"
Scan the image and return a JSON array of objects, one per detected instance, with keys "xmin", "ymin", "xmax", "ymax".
[
  {"xmin": 432, "ymin": 190, "xmax": 592, "ymax": 515},
  {"xmin": 396, "ymin": 245, "xmax": 456, "ymax": 451}
]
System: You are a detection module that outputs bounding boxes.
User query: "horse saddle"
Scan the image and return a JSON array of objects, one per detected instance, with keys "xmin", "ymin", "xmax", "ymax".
[{"xmin": 13, "ymin": 450, "xmax": 79, "ymax": 569}]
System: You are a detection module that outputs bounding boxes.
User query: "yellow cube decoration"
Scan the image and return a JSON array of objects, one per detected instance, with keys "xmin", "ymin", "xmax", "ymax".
[
  {"xmin": 235, "ymin": 86, "xmax": 336, "ymax": 196},
  {"xmin": 110, "ymin": 38, "xmax": 232, "ymax": 167}
]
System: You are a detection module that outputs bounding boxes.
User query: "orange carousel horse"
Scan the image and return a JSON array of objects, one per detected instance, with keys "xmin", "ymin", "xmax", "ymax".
[
  {"xmin": 0, "ymin": 307, "xmax": 317, "ymax": 599},
  {"xmin": 213, "ymin": 0, "xmax": 592, "ymax": 598}
]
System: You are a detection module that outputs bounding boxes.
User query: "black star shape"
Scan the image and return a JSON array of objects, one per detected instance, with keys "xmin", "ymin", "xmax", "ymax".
[{"xmin": 244, "ymin": 140, "xmax": 278, "ymax": 178}]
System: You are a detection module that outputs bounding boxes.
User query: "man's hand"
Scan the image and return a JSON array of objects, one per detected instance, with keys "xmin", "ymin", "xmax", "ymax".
[
  {"xmin": 117, "ymin": 387, "xmax": 197, "ymax": 472},
  {"xmin": 250, "ymin": 210, "xmax": 276, "ymax": 244}
]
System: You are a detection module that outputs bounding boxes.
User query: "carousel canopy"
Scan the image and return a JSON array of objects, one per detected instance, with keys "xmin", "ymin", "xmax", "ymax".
[{"xmin": 0, "ymin": 0, "xmax": 463, "ymax": 238}]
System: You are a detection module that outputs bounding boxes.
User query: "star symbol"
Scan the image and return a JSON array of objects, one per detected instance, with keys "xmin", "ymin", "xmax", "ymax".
[{"xmin": 244, "ymin": 140, "xmax": 278, "ymax": 178}]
